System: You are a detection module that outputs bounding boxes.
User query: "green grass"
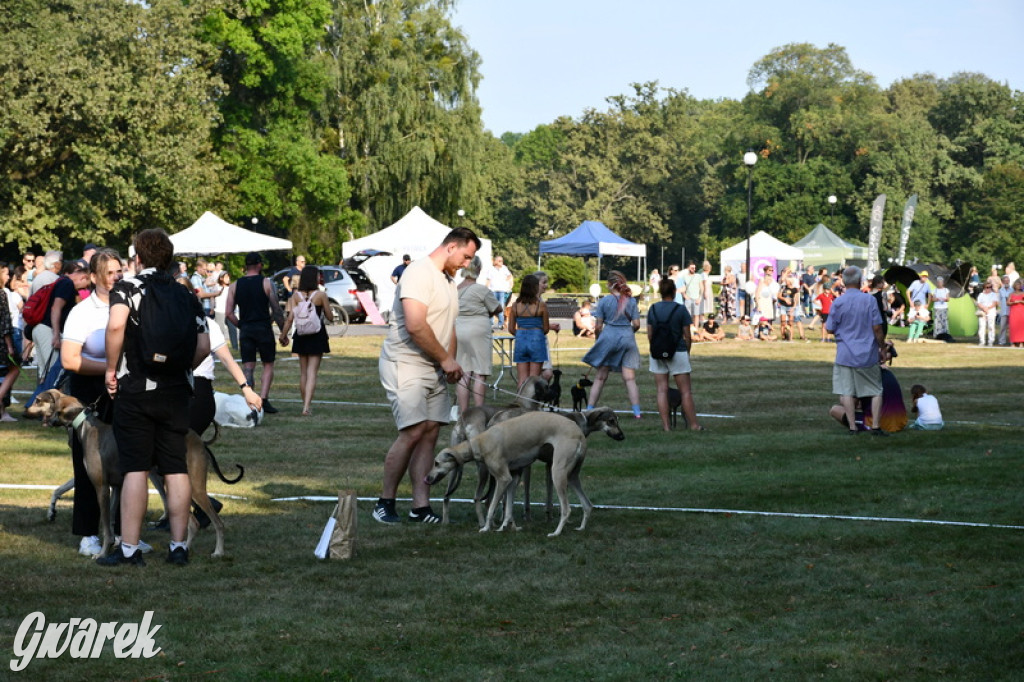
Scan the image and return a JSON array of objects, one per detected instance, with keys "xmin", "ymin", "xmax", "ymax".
[{"xmin": 2, "ymin": 332, "xmax": 1023, "ymax": 680}]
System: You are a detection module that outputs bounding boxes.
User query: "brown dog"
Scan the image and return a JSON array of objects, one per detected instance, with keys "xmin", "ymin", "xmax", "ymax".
[{"xmin": 26, "ymin": 389, "xmax": 230, "ymax": 558}]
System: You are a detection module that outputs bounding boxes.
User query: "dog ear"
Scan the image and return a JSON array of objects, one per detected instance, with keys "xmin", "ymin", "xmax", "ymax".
[{"xmin": 57, "ymin": 399, "xmax": 85, "ymax": 426}]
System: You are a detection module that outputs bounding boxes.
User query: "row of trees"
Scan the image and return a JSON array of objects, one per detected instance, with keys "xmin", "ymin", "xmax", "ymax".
[{"xmin": 2, "ymin": 1, "xmax": 1022, "ymax": 275}]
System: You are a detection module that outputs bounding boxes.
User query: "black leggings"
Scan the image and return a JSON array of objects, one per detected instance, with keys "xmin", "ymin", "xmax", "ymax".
[
  {"xmin": 67, "ymin": 374, "xmax": 105, "ymax": 537},
  {"xmin": 190, "ymin": 376, "xmax": 215, "ymax": 436}
]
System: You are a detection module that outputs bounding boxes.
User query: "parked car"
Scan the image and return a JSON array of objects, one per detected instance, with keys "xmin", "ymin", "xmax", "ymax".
[
  {"xmin": 272, "ymin": 265, "xmax": 367, "ymax": 324},
  {"xmin": 339, "ymin": 249, "xmax": 390, "ymax": 305}
]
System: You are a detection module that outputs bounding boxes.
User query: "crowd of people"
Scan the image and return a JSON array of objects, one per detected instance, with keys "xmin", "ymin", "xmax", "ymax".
[{"xmin": 4, "ymin": 233, "xmax": 1014, "ymax": 539}]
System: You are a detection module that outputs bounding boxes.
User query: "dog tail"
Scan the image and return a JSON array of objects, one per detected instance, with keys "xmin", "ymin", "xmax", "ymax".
[
  {"xmin": 204, "ymin": 421, "xmax": 220, "ymax": 447},
  {"xmin": 206, "ymin": 443, "xmax": 245, "ymax": 484}
]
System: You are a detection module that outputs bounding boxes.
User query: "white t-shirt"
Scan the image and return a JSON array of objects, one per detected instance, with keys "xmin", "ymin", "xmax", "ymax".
[
  {"xmin": 977, "ymin": 291, "xmax": 999, "ymax": 313},
  {"xmin": 916, "ymin": 394, "xmax": 942, "ymax": 424},
  {"xmin": 61, "ymin": 292, "xmax": 110, "ymax": 364},
  {"xmin": 485, "ymin": 265, "xmax": 512, "ymax": 293},
  {"xmin": 6, "ymin": 289, "xmax": 23, "ymax": 330},
  {"xmin": 194, "ymin": 319, "xmax": 227, "ymax": 380}
]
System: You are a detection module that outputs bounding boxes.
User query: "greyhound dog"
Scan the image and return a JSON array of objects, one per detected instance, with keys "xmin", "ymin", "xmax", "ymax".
[
  {"xmin": 27, "ymin": 389, "xmax": 231, "ymax": 558},
  {"xmin": 570, "ymin": 376, "xmax": 593, "ymax": 412},
  {"xmin": 517, "ymin": 407, "xmax": 625, "ymax": 521},
  {"xmin": 426, "ymin": 411, "xmax": 591, "ymax": 537},
  {"xmin": 46, "ymin": 421, "xmax": 241, "ymax": 523},
  {"xmin": 442, "ymin": 376, "xmax": 549, "ymax": 524}
]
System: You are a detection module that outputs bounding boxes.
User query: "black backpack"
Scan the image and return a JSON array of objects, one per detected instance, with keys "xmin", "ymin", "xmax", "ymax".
[
  {"xmin": 134, "ymin": 272, "xmax": 200, "ymax": 377},
  {"xmin": 649, "ymin": 305, "xmax": 682, "ymax": 360}
]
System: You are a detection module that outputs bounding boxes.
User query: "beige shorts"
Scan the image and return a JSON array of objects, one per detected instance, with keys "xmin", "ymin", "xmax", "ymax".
[
  {"xmin": 832, "ymin": 364, "xmax": 882, "ymax": 398},
  {"xmin": 648, "ymin": 352, "xmax": 692, "ymax": 376},
  {"xmin": 379, "ymin": 357, "xmax": 451, "ymax": 430}
]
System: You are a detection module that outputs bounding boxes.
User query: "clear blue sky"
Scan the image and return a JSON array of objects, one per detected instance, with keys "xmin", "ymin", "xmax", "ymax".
[{"xmin": 452, "ymin": 0, "xmax": 1024, "ymax": 136}]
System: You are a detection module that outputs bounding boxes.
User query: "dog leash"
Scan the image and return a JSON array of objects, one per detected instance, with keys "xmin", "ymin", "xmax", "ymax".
[{"xmin": 456, "ymin": 373, "xmax": 564, "ymax": 412}]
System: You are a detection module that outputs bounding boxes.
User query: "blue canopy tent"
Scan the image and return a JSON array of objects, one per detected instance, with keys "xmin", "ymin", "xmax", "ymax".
[{"xmin": 538, "ymin": 220, "xmax": 647, "ymax": 280}]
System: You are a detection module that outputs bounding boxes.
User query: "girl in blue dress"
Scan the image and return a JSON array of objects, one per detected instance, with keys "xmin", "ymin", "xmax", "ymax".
[
  {"xmin": 582, "ymin": 271, "xmax": 643, "ymax": 417},
  {"xmin": 508, "ymin": 274, "xmax": 550, "ymax": 387}
]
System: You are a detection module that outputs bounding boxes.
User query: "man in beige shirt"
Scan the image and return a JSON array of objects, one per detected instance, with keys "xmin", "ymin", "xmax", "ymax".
[{"xmin": 373, "ymin": 228, "xmax": 480, "ymax": 524}]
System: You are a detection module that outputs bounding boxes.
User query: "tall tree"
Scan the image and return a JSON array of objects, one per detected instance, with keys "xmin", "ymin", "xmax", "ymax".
[
  {"xmin": 322, "ymin": 0, "xmax": 488, "ymax": 230},
  {"xmin": 203, "ymin": 0, "xmax": 360, "ymax": 261},
  {"xmin": 0, "ymin": 0, "xmax": 224, "ymax": 252}
]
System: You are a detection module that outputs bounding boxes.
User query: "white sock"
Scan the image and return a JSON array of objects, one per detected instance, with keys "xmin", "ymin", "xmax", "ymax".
[
  {"xmin": 169, "ymin": 541, "xmax": 187, "ymax": 551},
  {"xmin": 121, "ymin": 542, "xmax": 140, "ymax": 557}
]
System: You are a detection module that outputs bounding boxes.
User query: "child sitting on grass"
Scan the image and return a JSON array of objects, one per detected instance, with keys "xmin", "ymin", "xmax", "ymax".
[
  {"xmin": 735, "ymin": 315, "xmax": 754, "ymax": 340},
  {"xmin": 906, "ymin": 302, "xmax": 930, "ymax": 343},
  {"xmin": 908, "ymin": 384, "xmax": 943, "ymax": 430},
  {"xmin": 756, "ymin": 317, "xmax": 777, "ymax": 341}
]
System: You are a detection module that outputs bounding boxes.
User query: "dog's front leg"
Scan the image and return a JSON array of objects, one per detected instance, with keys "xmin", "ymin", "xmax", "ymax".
[
  {"xmin": 498, "ymin": 472, "xmax": 521, "ymax": 532},
  {"xmin": 48, "ymin": 478, "xmax": 74, "ymax": 522}
]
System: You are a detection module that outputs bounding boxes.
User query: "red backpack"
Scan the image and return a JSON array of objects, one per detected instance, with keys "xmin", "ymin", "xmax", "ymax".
[{"xmin": 21, "ymin": 281, "xmax": 58, "ymax": 327}]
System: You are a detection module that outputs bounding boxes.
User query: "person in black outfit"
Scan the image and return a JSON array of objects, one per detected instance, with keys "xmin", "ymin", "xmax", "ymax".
[{"xmin": 225, "ymin": 252, "xmax": 285, "ymax": 413}]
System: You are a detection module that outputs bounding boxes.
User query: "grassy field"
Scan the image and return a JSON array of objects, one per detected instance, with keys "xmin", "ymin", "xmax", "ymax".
[{"xmin": 1, "ymin": 329, "xmax": 1023, "ymax": 680}]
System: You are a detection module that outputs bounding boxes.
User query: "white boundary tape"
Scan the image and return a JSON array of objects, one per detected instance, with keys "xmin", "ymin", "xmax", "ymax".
[
  {"xmin": 6, "ymin": 485, "xmax": 1019, "ymax": 530},
  {"xmin": 267, "ymin": 495, "xmax": 1024, "ymax": 531}
]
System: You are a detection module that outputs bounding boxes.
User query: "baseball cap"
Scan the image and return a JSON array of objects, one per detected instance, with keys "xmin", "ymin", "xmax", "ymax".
[
  {"xmin": 919, "ymin": 270, "xmax": 929, "ymax": 277},
  {"xmin": 71, "ymin": 258, "xmax": 89, "ymax": 272},
  {"xmin": 245, "ymin": 252, "xmax": 263, "ymax": 266}
]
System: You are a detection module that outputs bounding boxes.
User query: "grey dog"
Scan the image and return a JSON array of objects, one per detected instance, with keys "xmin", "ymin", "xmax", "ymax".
[{"xmin": 427, "ymin": 411, "xmax": 592, "ymax": 537}]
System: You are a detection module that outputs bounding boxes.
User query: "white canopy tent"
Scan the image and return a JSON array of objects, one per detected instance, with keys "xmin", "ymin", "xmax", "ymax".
[
  {"xmin": 168, "ymin": 212, "xmax": 293, "ymax": 256},
  {"xmin": 341, "ymin": 206, "xmax": 493, "ymax": 314},
  {"xmin": 720, "ymin": 231, "xmax": 804, "ymax": 280}
]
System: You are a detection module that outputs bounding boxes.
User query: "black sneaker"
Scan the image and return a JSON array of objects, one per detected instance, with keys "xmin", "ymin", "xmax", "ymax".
[
  {"xmin": 870, "ymin": 429, "xmax": 889, "ymax": 437},
  {"xmin": 149, "ymin": 516, "xmax": 170, "ymax": 532},
  {"xmin": 166, "ymin": 546, "xmax": 189, "ymax": 566},
  {"xmin": 262, "ymin": 400, "xmax": 278, "ymax": 414},
  {"xmin": 193, "ymin": 497, "xmax": 224, "ymax": 529},
  {"xmin": 408, "ymin": 506, "xmax": 441, "ymax": 524},
  {"xmin": 96, "ymin": 546, "xmax": 146, "ymax": 567},
  {"xmin": 371, "ymin": 499, "xmax": 400, "ymax": 524}
]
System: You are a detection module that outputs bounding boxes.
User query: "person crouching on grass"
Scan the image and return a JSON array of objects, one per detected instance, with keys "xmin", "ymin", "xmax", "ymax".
[{"xmin": 908, "ymin": 384, "xmax": 943, "ymax": 430}]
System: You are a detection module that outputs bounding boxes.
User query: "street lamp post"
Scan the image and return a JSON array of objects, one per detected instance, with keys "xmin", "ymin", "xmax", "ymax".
[
  {"xmin": 828, "ymin": 195, "xmax": 837, "ymax": 226},
  {"xmin": 743, "ymin": 151, "xmax": 758, "ymax": 317}
]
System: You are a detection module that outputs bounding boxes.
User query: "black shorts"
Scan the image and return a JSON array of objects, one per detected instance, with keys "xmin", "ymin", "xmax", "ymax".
[
  {"xmin": 112, "ymin": 386, "xmax": 191, "ymax": 475},
  {"xmin": 239, "ymin": 324, "xmax": 276, "ymax": 364}
]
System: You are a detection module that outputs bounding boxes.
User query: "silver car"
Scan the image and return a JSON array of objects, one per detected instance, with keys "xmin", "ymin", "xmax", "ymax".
[{"xmin": 272, "ymin": 266, "xmax": 367, "ymax": 331}]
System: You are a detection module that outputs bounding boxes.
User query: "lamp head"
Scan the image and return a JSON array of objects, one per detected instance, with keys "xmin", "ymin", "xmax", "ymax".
[{"xmin": 743, "ymin": 151, "xmax": 758, "ymax": 167}]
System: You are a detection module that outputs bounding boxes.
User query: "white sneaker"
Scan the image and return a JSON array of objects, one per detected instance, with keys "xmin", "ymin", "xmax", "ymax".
[
  {"xmin": 78, "ymin": 536, "xmax": 102, "ymax": 556},
  {"xmin": 113, "ymin": 537, "xmax": 155, "ymax": 553}
]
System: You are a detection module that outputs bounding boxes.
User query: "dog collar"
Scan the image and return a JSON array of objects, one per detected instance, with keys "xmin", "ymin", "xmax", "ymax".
[{"xmin": 71, "ymin": 410, "xmax": 88, "ymax": 430}]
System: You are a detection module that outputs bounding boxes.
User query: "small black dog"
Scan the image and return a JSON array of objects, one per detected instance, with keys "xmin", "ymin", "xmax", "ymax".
[
  {"xmin": 668, "ymin": 388, "xmax": 682, "ymax": 428},
  {"xmin": 570, "ymin": 375, "xmax": 593, "ymax": 412},
  {"xmin": 542, "ymin": 368, "xmax": 562, "ymax": 410}
]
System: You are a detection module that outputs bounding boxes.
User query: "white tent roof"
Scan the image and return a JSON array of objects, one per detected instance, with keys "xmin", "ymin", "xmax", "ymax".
[
  {"xmin": 169, "ymin": 212, "xmax": 293, "ymax": 256},
  {"xmin": 341, "ymin": 206, "xmax": 493, "ymax": 314},
  {"xmin": 720, "ymin": 231, "xmax": 804, "ymax": 264}
]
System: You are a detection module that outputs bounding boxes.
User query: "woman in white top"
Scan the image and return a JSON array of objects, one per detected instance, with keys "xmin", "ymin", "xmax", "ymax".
[
  {"xmin": 213, "ymin": 270, "xmax": 237, "ymax": 349},
  {"xmin": 60, "ymin": 250, "xmax": 122, "ymax": 556}
]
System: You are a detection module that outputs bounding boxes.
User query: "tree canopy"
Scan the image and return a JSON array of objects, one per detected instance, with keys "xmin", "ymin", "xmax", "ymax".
[{"xmin": 1, "ymin": 12, "xmax": 1021, "ymax": 273}]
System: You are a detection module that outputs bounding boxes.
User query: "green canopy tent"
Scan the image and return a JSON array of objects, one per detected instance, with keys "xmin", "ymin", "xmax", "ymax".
[{"xmin": 793, "ymin": 224, "xmax": 868, "ymax": 270}]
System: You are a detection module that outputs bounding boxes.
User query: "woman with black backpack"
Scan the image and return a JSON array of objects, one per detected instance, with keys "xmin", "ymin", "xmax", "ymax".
[{"xmin": 646, "ymin": 278, "xmax": 703, "ymax": 432}]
